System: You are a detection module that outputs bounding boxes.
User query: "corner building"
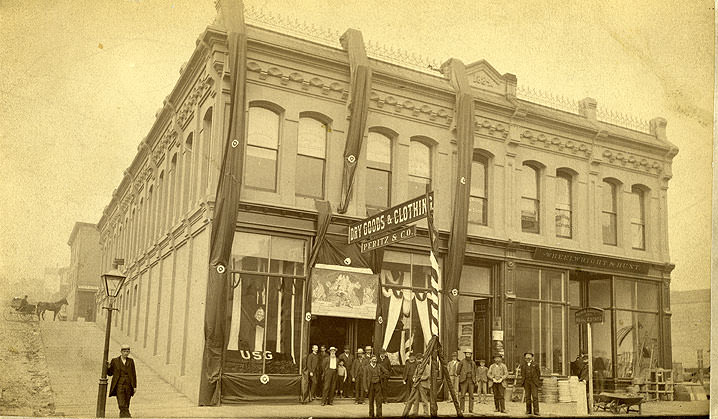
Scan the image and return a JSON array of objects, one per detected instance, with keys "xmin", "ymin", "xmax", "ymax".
[{"xmin": 95, "ymin": 6, "xmax": 677, "ymax": 404}]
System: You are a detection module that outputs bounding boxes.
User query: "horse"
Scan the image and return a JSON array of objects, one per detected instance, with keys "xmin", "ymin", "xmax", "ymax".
[{"xmin": 36, "ymin": 297, "xmax": 68, "ymax": 321}]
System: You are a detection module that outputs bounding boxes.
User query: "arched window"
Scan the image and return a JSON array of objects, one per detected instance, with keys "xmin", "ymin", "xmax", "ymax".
[
  {"xmin": 169, "ymin": 153, "xmax": 178, "ymax": 227},
  {"xmin": 629, "ymin": 187, "xmax": 646, "ymax": 250},
  {"xmin": 296, "ymin": 117, "xmax": 326, "ymax": 198},
  {"xmin": 469, "ymin": 152, "xmax": 488, "ymax": 225},
  {"xmin": 408, "ymin": 140, "xmax": 431, "ymax": 198},
  {"xmin": 601, "ymin": 180, "xmax": 618, "ymax": 246},
  {"xmin": 555, "ymin": 171, "xmax": 573, "ymax": 238},
  {"xmin": 520, "ymin": 164, "xmax": 540, "ymax": 233},
  {"xmin": 156, "ymin": 171, "xmax": 165, "ymax": 239},
  {"xmin": 245, "ymin": 106, "xmax": 280, "ymax": 191},
  {"xmin": 366, "ymin": 131, "xmax": 392, "ymax": 213},
  {"xmin": 146, "ymin": 185, "xmax": 153, "ymax": 246},
  {"xmin": 198, "ymin": 108, "xmax": 212, "ymax": 200},
  {"xmin": 182, "ymin": 133, "xmax": 193, "ymax": 214}
]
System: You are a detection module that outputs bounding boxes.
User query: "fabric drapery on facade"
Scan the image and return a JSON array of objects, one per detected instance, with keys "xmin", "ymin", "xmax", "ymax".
[
  {"xmin": 440, "ymin": 59, "xmax": 475, "ymax": 357},
  {"xmin": 198, "ymin": 0, "xmax": 249, "ymax": 406},
  {"xmin": 337, "ymin": 29, "xmax": 372, "ymax": 214}
]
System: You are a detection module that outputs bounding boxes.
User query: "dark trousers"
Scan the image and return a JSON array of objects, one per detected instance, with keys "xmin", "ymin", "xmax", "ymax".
[
  {"xmin": 355, "ymin": 378, "xmax": 365, "ymax": 403},
  {"xmin": 368, "ymin": 381, "xmax": 383, "ymax": 417},
  {"xmin": 322, "ymin": 369, "xmax": 337, "ymax": 404},
  {"xmin": 404, "ymin": 378, "xmax": 414, "ymax": 402},
  {"xmin": 492, "ymin": 382, "xmax": 505, "ymax": 412},
  {"xmin": 116, "ymin": 382, "xmax": 133, "ymax": 418},
  {"xmin": 459, "ymin": 380, "xmax": 475, "ymax": 412},
  {"xmin": 309, "ymin": 373, "xmax": 319, "ymax": 400},
  {"xmin": 524, "ymin": 383, "xmax": 540, "ymax": 414}
]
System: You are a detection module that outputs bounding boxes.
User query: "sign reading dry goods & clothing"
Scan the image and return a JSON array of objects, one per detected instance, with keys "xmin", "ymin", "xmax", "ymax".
[
  {"xmin": 310, "ymin": 264, "xmax": 378, "ymax": 319},
  {"xmin": 358, "ymin": 225, "xmax": 417, "ymax": 253},
  {"xmin": 533, "ymin": 247, "xmax": 650, "ymax": 274},
  {"xmin": 347, "ymin": 192, "xmax": 433, "ymax": 244},
  {"xmin": 575, "ymin": 307, "xmax": 605, "ymax": 324}
]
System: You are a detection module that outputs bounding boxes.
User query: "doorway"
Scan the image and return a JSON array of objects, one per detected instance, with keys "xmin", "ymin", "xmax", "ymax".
[
  {"xmin": 473, "ymin": 299, "xmax": 491, "ymax": 363},
  {"xmin": 309, "ymin": 316, "xmax": 374, "ymax": 351}
]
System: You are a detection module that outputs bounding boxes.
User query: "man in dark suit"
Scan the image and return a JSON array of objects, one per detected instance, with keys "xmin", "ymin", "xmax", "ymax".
[
  {"xmin": 378, "ymin": 349, "xmax": 392, "ymax": 403},
  {"xmin": 352, "ymin": 348, "xmax": 367, "ymax": 404},
  {"xmin": 456, "ymin": 348, "xmax": 478, "ymax": 414},
  {"xmin": 305, "ymin": 344, "xmax": 320, "ymax": 401},
  {"xmin": 107, "ymin": 344, "xmax": 137, "ymax": 418},
  {"xmin": 338, "ymin": 345, "xmax": 354, "ymax": 398},
  {"xmin": 364, "ymin": 354, "xmax": 388, "ymax": 418},
  {"xmin": 401, "ymin": 352, "xmax": 418, "ymax": 402},
  {"xmin": 518, "ymin": 351, "xmax": 541, "ymax": 416}
]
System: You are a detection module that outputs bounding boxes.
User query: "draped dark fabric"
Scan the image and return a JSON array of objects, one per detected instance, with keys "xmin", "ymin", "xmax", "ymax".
[
  {"xmin": 440, "ymin": 59, "xmax": 475, "ymax": 357},
  {"xmin": 221, "ymin": 374, "xmax": 301, "ymax": 403},
  {"xmin": 198, "ymin": 1, "xmax": 248, "ymax": 406},
  {"xmin": 337, "ymin": 29, "xmax": 372, "ymax": 214}
]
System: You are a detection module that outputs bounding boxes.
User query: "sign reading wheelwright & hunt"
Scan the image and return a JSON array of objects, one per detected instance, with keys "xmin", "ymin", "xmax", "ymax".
[
  {"xmin": 347, "ymin": 192, "xmax": 433, "ymax": 244},
  {"xmin": 533, "ymin": 247, "xmax": 650, "ymax": 274}
]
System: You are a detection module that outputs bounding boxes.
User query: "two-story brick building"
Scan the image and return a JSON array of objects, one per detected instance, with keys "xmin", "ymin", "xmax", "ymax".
[
  {"xmin": 94, "ymin": 4, "xmax": 677, "ymax": 405},
  {"xmin": 67, "ymin": 222, "xmax": 102, "ymax": 321}
]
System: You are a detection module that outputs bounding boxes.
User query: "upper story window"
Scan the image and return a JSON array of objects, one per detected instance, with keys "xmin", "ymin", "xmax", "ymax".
[
  {"xmin": 469, "ymin": 152, "xmax": 488, "ymax": 226},
  {"xmin": 520, "ymin": 163, "xmax": 540, "ymax": 233},
  {"xmin": 555, "ymin": 171, "xmax": 573, "ymax": 238},
  {"xmin": 245, "ymin": 106, "xmax": 280, "ymax": 191},
  {"xmin": 602, "ymin": 180, "xmax": 619, "ymax": 246},
  {"xmin": 366, "ymin": 131, "xmax": 392, "ymax": 213},
  {"xmin": 408, "ymin": 139, "xmax": 431, "ymax": 199},
  {"xmin": 296, "ymin": 116, "xmax": 327, "ymax": 199},
  {"xmin": 629, "ymin": 186, "xmax": 646, "ymax": 250}
]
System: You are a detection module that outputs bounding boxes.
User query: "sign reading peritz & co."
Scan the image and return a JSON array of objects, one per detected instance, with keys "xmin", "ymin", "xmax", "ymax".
[{"xmin": 348, "ymin": 192, "xmax": 433, "ymax": 244}]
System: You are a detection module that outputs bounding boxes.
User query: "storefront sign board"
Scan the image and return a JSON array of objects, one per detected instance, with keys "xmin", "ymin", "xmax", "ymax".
[
  {"xmin": 533, "ymin": 247, "xmax": 650, "ymax": 274},
  {"xmin": 357, "ymin": 225, "xmax": 417, "ymax": 253},
  {"xmin": 575, "ymin": 307, "xmax": 605, "ymax": 324},
  {"xmin": 348, "ymin": 192, "xmax": 433, "ymax": 244},
  {"xmin": 310, "ymin": 264, "xmax": 378, "ymax": 319}
]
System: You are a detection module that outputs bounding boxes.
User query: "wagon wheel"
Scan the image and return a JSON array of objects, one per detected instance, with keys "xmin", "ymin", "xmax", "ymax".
[
  {"xmin": 610, "ymin": 401, "xmax": 620, "ymax": 414},
  {"xmin": 3, "ymin": 308, "xmax": 17, "ymax": 321},
  {"xmin": 20, "ymin": 312, "xmax": 35, "ymax": 322}
]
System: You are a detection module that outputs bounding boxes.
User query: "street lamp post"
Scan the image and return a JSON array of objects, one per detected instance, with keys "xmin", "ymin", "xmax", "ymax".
[{"xmin": 95, "ymin": 261, "xmax": 126, "ymax": 418}]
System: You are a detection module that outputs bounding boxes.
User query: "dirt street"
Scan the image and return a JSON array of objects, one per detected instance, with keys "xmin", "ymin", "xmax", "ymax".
[{"xmin": 0, "ymin": 307, "xmax": 55, "ymax": 417}]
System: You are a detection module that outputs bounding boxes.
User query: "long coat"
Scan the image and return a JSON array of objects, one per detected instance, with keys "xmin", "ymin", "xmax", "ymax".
[
  {"xmin": 107, "ymin": 356, "xmax": 137, "ymax": 397},
  {"xmin": 518, "ymin": 361, "xmax": 541, "ymax": 387}
]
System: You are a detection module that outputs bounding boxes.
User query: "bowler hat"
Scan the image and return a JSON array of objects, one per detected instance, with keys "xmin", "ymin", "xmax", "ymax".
[
  {"xmin": 524, "ymin": 351, "xmax": 534, "ymax": 357},
  {"xmin": 329, "ymin": 346, "xmax": 337, "ymax": 351}
]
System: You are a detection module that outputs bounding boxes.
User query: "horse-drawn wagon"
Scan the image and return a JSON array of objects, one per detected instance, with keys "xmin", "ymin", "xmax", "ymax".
[{"xmin": 4, "ymin": 296, "xmax": 38, "ymax": 322}]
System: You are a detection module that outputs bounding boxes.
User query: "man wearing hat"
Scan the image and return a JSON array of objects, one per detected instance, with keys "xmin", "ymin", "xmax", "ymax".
[
  {"xmin": 352, "ymin": 347, "xmax": 367, "ymax": 404},
  {"xmin": 339, "ymin": 345, "xmax": 355, "ymax": 398},
  {"xmin": 402, "ymin": 352, "xmax": 418, "ymax": 402},
  {"xmin": 447, "ymin": 352, "xmax": 460, "ymax": 399},
  {"xmin": 487, "ymin": 354, "xmax": 508, "ymax": 413},
  {"xmin": 106, "ymin": 344, "xmax": 137, "ymax": 418},
  {"xmin": 306, "ymin": 344, "xmax": 320, "ymax": 401},
  {"xmin": 456, "ymin": 348, "xmax": 478, "ymax": 414},
  {"xmin": 321, "ymin": 346, "xmax": 339, "ymax": 405},
  {"xmin": 378, "ymin": 349, "xmax": 391, "ymax": 402},
  {"xmin": 518, "ymin": 351, "xmax": 541, "ymax": 415},
  {"xmin": 364, "ymin": 354, "xmax": 389, "ymax": 418}
]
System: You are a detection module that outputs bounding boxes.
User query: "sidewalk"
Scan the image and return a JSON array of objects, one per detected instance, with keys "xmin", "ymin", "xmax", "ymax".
[{"xmin": 39, "ymin": 321, "xmax": 709, "ymax": 418}]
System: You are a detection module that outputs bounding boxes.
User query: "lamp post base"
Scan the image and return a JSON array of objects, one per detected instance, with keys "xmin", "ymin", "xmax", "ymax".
[{"xmin": 96, "ymin": 378, "xmax": 108, "ymax": 417}]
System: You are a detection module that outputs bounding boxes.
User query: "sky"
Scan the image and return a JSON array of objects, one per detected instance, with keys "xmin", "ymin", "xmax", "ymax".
[{"xmin": 0, "ymin": 0, "xmax": 713, "ymax": 292}]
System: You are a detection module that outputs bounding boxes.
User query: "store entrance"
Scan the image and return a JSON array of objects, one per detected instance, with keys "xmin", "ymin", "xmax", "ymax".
[
  {"xmin": 473, "ymin": 299, "xmax": 491, "ymax": 363},
  {"xmin": 309, "ymin": 316, "xmax": 374, "ymax": 352}
]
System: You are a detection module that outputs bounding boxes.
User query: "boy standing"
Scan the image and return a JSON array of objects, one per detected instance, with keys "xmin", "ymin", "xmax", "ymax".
[{"xmin": 477, "ymin": 359, "xmax": 489, "ymax": 402}]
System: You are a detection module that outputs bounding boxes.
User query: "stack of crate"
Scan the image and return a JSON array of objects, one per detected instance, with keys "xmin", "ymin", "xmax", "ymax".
[{"xmin": 644, "ymin": 368, "xmax": 674, "ymax": 401}]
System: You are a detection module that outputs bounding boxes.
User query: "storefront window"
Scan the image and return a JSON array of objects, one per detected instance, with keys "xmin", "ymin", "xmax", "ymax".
[
  {"xmin": 588, "ymin": 278, "xmax": 611, "ymax": 308},
  {"xmin": 592, "ymin": 313, "xmax": 613, "ymax": 380},
  {"xmin": 636, "ymin": 281, "xmax": 658, "ymax": 311},
  {"xmin": 226, "ymin": 233, "xmax": 306, "ymax": 375},
  {"xmin": 616, "ymin": 310, "xmax": 659, "ymax": 378},
  {"xmin": 615, "ymin": 278, "xmax": 636, "ymax": 309},
  {"xmin": 510, "ymin": 266, "xmax": 566, "ymax": 375}
]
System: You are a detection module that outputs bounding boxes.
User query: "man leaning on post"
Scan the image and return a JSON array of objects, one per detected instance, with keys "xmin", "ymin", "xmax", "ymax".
[{"xmin": 107, "ymin": 344, "xmax": 137, "ymax": 418}]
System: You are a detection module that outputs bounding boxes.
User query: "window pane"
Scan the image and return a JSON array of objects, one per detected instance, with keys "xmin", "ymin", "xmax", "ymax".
[
  {"xmin": 366, "ymin": 168, "xmax": 390, "ymax": 210},
  {"xmin": 615, "ymin": 279, "xmax": 635, "ymax": 309},
  {"xmin": 555, "ymin": 175, "xmax": 572, "ymax": 238},
  {"xmin": 367, "ymin": 132, "xmax": 392, "ymax": 168},
  {"xmin": 631, "ymin": 223, "xmax": 645, "ymax": 250},
  {"xmin": 602, "ymin": 182, "xmax": 616, "ymax": 212},
  {"xmin": 460, "ymin": 265, "xmax": 491, "ymax": 295},
  {"xmin": 231, "ymin": 233, "xmax": 270, "ymax": 271},
  {"xmin": 515, "ymin": 267, "xmax": 539, "ymax": 299},
  {"xmin": 295, "ymin": 155, "xmax": 324, "ymax": 198},
  {"xmin": 408, "ymin": 177, "xmax": 430, "ymax": 200},
  {"xmin": 588, "ymin": 278, "xmax": 611, "ymax": 308},
  {"xmin": 636, "ymin": 281, "xmax": 658, "ymax": 311},
  {"xmin": 409, "ymin": 141, "xmax": 431, "ymax": 178},
  {"xmin": 515, "ymin": 300, "xmax": 540, "ymax": 368},
  {"xmin": 628, "ymin": 190, "xmax": 644, "ymax": 222},
  {"xmin": 569, "ymin": 280, "xmax": 581, "ymax": 307},
  {"xmin": 616, "ymin": 311, "xmax": 659, "ymax": 378},
  {"xmin": 471, "ymin": 159, "xmax": 487, "ymax": 198},
  {"xmin": 592, "ymin": 312, "xmax": 613, "ymax": 379},
  {"xmin": 521, "ymin": 166, "xmax": 538, "ymax": 199},
  {"xmin": 541, "ymin": 304, "xmax": 564, "ymax": 375},
  {"xmin": 298, "ymin": 117, "xmax": 326, "ymax": 158},
  {"xmin": 469, "ymin": 196, "xmax": 487, "ymax": 225},
  {"xmin": 555, "ymin": 209, "xmax": 572, "ymax": 237},
  {"xmin": 602, "ymin": 212, "xmax": 617, "ymax": 245},
  {"xmin": 248, "ymin": 107, "xmax": 279, "ymax": 149},
  {"xmin": 521, "ymin": 198, "xmax": 539, "ymax": 233},
  {"xmin": 245, "ymin": 146, "xmax": 277, "ymax": 190},
  {"xmin": 411, "ymin": 253, "xmax": 432, "ymax": 288},
  {"xmin": 236, "ymin": 275, "xmax": 267, "ymax": 373},
  {"xmin": 264, "ymin": 277, "xmax": 301, "ymax": 374},
  {"xmin": 541, "ymin": 270, "xmax": 563, "ymax": 302}
]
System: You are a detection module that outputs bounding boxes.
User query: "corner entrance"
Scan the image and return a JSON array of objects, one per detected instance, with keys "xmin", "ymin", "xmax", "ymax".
[{"xmin": 309, "ymin": 316, "xmax": 374, "ymax": 351}]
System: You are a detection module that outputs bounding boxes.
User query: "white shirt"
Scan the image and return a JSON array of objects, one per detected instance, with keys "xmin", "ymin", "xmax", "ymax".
[{"xmin": 329, "ymin": 356, "xmax": 337, "ymax": 369}]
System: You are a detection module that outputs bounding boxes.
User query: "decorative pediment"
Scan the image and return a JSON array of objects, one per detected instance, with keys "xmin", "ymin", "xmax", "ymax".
[{"xmin": 465, "ymin": 60, "xmax": 509, "ymax": 95}]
